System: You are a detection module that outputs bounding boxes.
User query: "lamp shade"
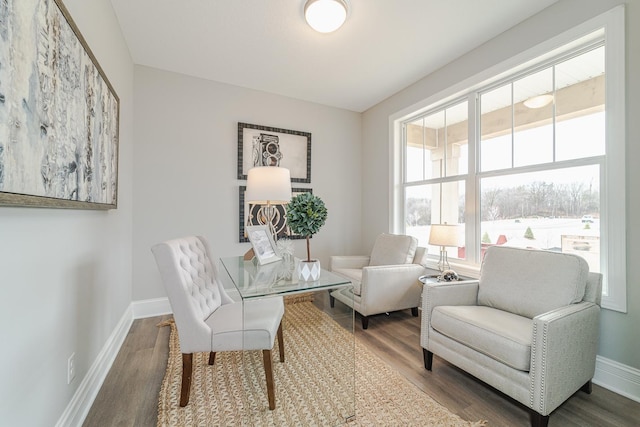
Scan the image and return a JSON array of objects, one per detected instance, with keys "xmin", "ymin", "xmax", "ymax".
[
  {"xmin": 428, "ymin": 224, "xmax": 461, "ymax": 247},
  {"xmin": 304, "ymin": 0, "xmax": 347, "ymax": 33},
  {"xmin": 245, "ymin": 167, "xmax": 292, "ymax": 204}
]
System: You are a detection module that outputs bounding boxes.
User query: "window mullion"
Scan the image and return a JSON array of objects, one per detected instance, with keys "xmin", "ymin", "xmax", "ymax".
[{"xmin": 467, "ymin": 93, "xmax": 479, "ymax": 264}]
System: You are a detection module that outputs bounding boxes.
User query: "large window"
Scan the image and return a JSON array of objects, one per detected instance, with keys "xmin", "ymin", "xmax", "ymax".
[{"xmin": 393, "ymin": 8, "xmax": 626, "ymax": 311}]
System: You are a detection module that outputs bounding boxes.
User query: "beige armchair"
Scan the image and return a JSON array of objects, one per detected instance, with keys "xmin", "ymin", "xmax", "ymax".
[
  {"xmin": 329, "ymin": 233, "xmax": 427, "ymax": 329},
  {"xmin": 152, "ymin": 236, "xmax": 285, "ymax": 409},
  {"xmin": 421, "ymin": 245, "xmax": 602, "ymax": 427}
]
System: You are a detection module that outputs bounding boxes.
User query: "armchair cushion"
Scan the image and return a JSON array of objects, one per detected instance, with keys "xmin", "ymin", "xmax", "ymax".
[
  {"xmin": 331, "ymin": 268, "xmax": 363, "ymax": 295},
  {"xmin": 478, "ymin": 246, "xmax": 589, "ymax": 318},
  {"xmin": 369, "ymin": 233, "xmax": 418, "ymax": 266},
  {"xmin": 431, "ymin": 305, "xmax": 532, "ymax": 371}
]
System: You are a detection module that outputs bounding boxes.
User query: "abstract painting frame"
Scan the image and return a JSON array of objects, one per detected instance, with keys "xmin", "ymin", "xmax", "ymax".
[
  {"xmin": 239, "ymin": 186, "xmax": 312, "ymax": 243},
  {"xmin": 237, "ymin": 122, "xmax": 311, "ymax": 183},
  {"xmin": 0, "ymin": 0, "xmax": 120, "ymax": 210}
]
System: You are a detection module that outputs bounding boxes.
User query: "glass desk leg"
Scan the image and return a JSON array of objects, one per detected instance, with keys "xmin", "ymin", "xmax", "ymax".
[{"xmin": 241, "ymin": 288, "xmax": 355, "ymax": 426}]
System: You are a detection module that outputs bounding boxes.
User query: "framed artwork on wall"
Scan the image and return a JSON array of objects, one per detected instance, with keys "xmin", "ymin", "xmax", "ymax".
[
  {"xmin": 0, "ymin": 0, "xmax": 120, "ymax": 210},
  {"xmin": 239, "ymin": 186, "xmax": 312, "ymax": 243},
  {"xmin": 237, "ymin": 122, "xmax": 311, "ymax": 183}
]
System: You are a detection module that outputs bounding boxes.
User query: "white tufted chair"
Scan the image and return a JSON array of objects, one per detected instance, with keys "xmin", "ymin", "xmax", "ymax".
[{"xmin": 152, "ymin": 235, "xmax": 285, "ymax": 409}]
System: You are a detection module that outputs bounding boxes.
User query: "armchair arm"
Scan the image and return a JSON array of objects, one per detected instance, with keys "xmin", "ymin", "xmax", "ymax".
[
  {"xmin": 357, "ymin": 264, "xmax": 425, "ymax": 316},
  {"xmin": 422, "ymin": 281, "xmax": 479, "ymax": 317},
  {"xmin": 329, "ymin": 255, "xmax": 370, "ymax": 271},
  {"xmin": 421, "ymin": 282, "xmax": 479, "ymax": 349},
  {"xmin": 529, "ymin": 301, "xmax": 600, "ymax": 415}
]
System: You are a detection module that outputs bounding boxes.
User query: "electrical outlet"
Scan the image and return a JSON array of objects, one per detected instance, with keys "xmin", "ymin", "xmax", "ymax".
[{"xmin": 67, "ymin": 353, "xmax": 76, "ymax": 384}]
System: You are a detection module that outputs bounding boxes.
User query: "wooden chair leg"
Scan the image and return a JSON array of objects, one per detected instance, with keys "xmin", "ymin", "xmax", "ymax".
[
  {"xmin": 530, "ymin": 410, "xmax": 549, "ymax": 427},
  {"xmin": 581, "ymin": 380, "xmax": 593, "ymax": 394},
  {"xmin": 361, "ymin": 315, "xmax": 369, "ymax": 329},
  {"xmin": 180, "ymin": 353, "xmax": 193, "ymax": 407},
  {"xmin": 411, "ymin": 307, "xmax": 419, "ymax": 317},
  {"xmin": 208, "ymin": 352, "xmax": 216, "ymax": 365},
  {"xmin": 423, "ymin": 348, "xmax": 433, "ymax": 371},
  {"xmin": 277, "ymin": 321, "xmax": 285, "ymax": 363},
  {"xmin": 262, "ymin": 349, "xmax": 276, "ymax": 410}
]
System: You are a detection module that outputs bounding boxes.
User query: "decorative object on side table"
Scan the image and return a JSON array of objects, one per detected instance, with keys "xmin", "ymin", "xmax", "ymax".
[
  {"xmin": 286, "ymin": 192, "xmax": 328, "ymax": 281},
  {"xmin": 438, "ymin": 269, "xmax": 459, "ymax": 282},
  {"xmin": 418, "ymin": 273, "xmax": 477, "ymax": 285}
]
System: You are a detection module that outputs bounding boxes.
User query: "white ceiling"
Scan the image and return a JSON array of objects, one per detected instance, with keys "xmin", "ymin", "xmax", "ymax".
[{"xmin": 110, "ymin": 0, "xmax": 559, "ymax": 112}]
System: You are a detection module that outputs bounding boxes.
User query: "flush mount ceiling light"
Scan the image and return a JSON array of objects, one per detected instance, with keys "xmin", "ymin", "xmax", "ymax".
[
  {"xmin": 304, "ymin": 0, "xmax": 348, "ymax": 33},
  {"xmin": 524, "ymin": 94, "xmax": 554, "ymax": 109}
]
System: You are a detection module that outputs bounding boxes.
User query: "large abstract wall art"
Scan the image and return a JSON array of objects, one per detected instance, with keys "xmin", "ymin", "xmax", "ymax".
[{"xmin": 0, "ymin": 0, "xmax": 119, "ymax": 209}]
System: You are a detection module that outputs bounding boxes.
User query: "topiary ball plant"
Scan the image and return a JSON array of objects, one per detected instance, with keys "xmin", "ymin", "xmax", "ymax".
[{"xmin": 286, "ymin": 192, "xmax": 328, "ymax": 262}]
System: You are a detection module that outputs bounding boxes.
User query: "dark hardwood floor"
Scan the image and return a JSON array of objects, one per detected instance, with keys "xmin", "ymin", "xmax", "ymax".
[{"xmin": 84, "ymin": 294, "xmax": 640, "ymax": 426}]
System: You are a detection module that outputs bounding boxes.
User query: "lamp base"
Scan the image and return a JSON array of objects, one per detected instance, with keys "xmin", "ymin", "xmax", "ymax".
[{"xmin": 437, "ymin": 246, "xmax": 451, "ymax": 272}]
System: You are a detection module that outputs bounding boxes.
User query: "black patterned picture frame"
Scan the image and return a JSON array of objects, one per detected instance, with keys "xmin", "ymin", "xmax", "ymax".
[
  {"xmin": 237, "ymin": 122, "xmax": 311, "ymax": 183},
  {"xmin": 0, "ymin": 0, "xmax": 120, "ymax": 209},
  {"xmin": 239, "ymin": 186, "xmax": 312, "ymax": 243}
]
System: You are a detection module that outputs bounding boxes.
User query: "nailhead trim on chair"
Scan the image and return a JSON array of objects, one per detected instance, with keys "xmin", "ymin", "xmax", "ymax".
[
  {"xmin": 539, "ymin": 323, "xmax": 548, "ymax": 415},
  {"xmin": 530, "ymin": 321, "xmax": 550, "ymax": 415},
  {"xmin": 539, "ymin": 322, "xmax": 550, "ymax": 415},
  {"xmin": 530, "ymin": 322, "xmax": 538, "ymax": 410}
]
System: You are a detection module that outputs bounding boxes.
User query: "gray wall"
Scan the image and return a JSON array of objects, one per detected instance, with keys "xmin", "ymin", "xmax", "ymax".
[
  {"xmin": 132, "ymin": 66, "xmax": 363, "ymax": 301},
  {"xmin": 361, "ymin": 0, "xmax": 640, "ymax": 370},
  {"xmin": 0, "ymin": 0, "xmax": 134, "ymax": 425}
]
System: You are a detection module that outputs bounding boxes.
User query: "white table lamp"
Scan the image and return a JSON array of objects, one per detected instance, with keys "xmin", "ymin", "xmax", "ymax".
[
  {"xmin": 428, "ymin": 224, "xmax": 461, "ymax": 272},
  {"xmin": 245, "ymin": 167, "xmax": 292, "ymax": 240}
]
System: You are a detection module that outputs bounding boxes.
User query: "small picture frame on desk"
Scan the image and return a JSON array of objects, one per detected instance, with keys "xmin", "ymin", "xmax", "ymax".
[{"xmin": 246, "ymin": 225, "xmax": 281, "ymax": 265}]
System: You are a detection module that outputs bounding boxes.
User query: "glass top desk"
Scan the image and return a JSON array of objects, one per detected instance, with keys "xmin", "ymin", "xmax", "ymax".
[
  {"xmin": 219, "ymin": 256, "xmax": 352, "ymax": 299},
  {"xmin": 219, "ymin": 256, "xmax": 355, "ymax": 425}
]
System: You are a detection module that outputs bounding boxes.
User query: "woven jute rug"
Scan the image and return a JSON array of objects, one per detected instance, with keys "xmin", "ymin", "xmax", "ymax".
[{"xmin": 157, "ymin": 301, "xmax": 486, "ymax": 426}]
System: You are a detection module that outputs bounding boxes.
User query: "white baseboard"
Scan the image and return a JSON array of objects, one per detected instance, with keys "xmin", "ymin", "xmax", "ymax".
[
  {"xmin": 55, "ymin": 305, "xmax": 134, "ymax": 427},
  {"xmin": 593, "ymin": 355, "xmax": 640, "ymax": 403},
  {"xmin": 132, "ymin": 296, "xmax": 171, "ymax": 318},
  {"xmin": 56, "ymin": 297, "xmax": 640, "ymax": 426},
  {"xmin": 55, "ymin": 298, "xmax": 172, "ymax": 426}
]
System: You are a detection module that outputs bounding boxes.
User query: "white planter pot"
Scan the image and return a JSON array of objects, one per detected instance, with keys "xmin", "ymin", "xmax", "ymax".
[{"xmin": 297, "ymin": 259, "xmax": 321, "ymax": 281}]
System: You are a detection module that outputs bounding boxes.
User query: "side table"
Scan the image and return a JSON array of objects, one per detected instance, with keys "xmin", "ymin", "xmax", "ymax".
[{"xmin": 418, "ymin": 273, "xmax": 479, "ymax": 286}]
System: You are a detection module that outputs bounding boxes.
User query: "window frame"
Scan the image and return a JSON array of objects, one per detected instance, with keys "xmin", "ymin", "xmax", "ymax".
[{"xmin": 390, "ymin": 6, "xmax": 626, "ymax": 312}]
